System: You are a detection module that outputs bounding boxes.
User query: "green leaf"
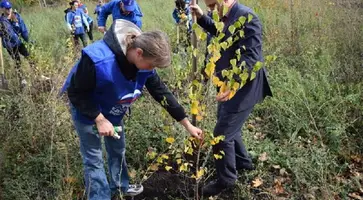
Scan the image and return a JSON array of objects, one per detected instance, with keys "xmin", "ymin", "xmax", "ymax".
[
  {"xmin": 228, "ymin": 25, "xmax": 236, "ymax": 34},
  {"xmin": 230, "ymin": 59, "xmax": 237, "ymax": 67},
  {"xmin": 200, "ymin": 32, "xmax": 207, "ymax": 41},
  {"xmin": 217, "ymin": 33, "xmax": 225, "ymax": 41},
  {"xmin": 216, "ymin": 22, "xmax": 224, "ymax": 32},
  {"xmin": 192, "ymin": 23, "xmax": 199, "ymax": 30},
  {"xmin": 222, "ymin": 70, "xmax": 229, "ymax": 78},
  {"xmin": 222, "ymin": 5, "xmax": 229, "ymax": 16},
  {"xmin": 236, "ymin": 49, "xmax": 241, "ymax": 55},
  {"xmin": 234, "ymin": 21, "xmax": 241, "ymax": 29},
  {"xmin": 240, "ymin": 61, "xmax": 246, "ymax": 67},
  {"xmin": 233, "ymin": 66, "xmax": 241, "ymax": 74},
  {"xmin": 248, "ymin": 14, "xmax": 253, "ymax": 23},
  {"xmin": 220, "ymin": 42, "xmax": 228, "ymax": 50},
  {"xmin": 239, "ymin": 30, "xmax": 245, "ymax": 38},
  {"xmin": 212, "ymin": 10, "xmax": 219, "ymax": 22},
  {"xmin": 193, "ymin": 48, "xmax": 198, "ymax": 57},
  {"xmin": 253, "ymin": 61, "xmax": 263, "ymax": 71},
  {"xmin": 250, "ymin": 72, "xmax": 256, "ymax": 80},
  {"xmin": 227, "ymin": 37, "xmax": 233, "ymax": 46},
  {"xmin": 240, "ymin": 72, "xmax": 249, "ymax": 82},
  {"xmin": 238, "ymin": 16, "xmax": 246, "ymax": 25}
]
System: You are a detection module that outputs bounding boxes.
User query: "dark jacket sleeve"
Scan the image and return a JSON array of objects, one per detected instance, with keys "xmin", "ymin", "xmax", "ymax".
[
  {"xmin": 67, "ymin": 54, "xmax": 100, "ymax": 120},
  {"xmin": 197, "ymin": 14, "xmax": 218, "ymax": 36},
  {"xmin": 145, "ymin": 73, "xmax": 187, "ymax": 122}
]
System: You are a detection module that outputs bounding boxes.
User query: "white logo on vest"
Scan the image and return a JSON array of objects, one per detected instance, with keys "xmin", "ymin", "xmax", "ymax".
[{"xmin": 109, "ymin": 89, "xmax": 141, "ymax": 116}]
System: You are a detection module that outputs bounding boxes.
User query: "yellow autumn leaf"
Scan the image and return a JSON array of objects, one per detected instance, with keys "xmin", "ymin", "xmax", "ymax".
[
  {"xmin": 176, "ymin": 159, "xmax": 182, "ymax": 164},
  {"xmin": 179, "ymin": 163, "xmax": 188, "ymax": 172},
  {"xmin": 220, "ymin": 83, "xmax": 229, "ymax": 93},
  {"xmin": 161, "ymin": 154, "xmax": 169, "ymax": 159},
  {"xmin": 228, "ymin": 89, "xmax": 236, "ymax": 99},
  {"xmin": 187, "ymin": 147, "xmax": 194, "ymax": 155},
  {"xmin": 165, "ymin": 137, "xmax": 175, "ymax": 144},
  {"xmin": 214, "ymin": 154, "xmax": 223, "ymax": 160},
  {"xmin": 165, "ymin": 166, "xmax": 172, "ymax": 171},
  {"xmin": 157, "ymin": 157, "xmax": 163, "ymax": 164},
  {"xmin": 196, "ymin": 168, "xmax": 205, "ymax": 179},
  {"xmin": 146, "ymin": 151, "xmax": 157, "ymax": 160},
  {"xmin": 191, "ymin": 101, "xmax": 199, "ymax": 115},
  {"xmin": 232, "ymin": 82, "xmax": 240, "ymax": 91},
  {"xmin": 149, "ymin": 164, "xmax": 159, "ymax": 171}
]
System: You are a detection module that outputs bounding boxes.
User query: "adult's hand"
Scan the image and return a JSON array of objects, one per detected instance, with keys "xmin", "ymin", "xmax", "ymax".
[
  {"xmin": 98, "ymin": 26, "xmax": 106, "ymax": 33},
  {"xmin": 216, "ymin": 90, "xmax": 231, "ymax": 102},
  {"xmin": 189, "ymin": 4, "xmax": 203, "ymax": 19}
]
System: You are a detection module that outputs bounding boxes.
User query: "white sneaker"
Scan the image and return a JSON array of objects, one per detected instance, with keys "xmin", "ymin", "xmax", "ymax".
[
  {"xmin": 124, "ymin": 184, "xmax": 144, "ymax": 196},
  {"xmin": 20, "ymin": 79, "xmax": 28, "ymax": 89}
]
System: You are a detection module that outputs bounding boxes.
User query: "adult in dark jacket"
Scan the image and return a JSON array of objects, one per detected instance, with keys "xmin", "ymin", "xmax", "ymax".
[
  {"xmin": 97, "ymin": 0, "xmax": 143, "ymax": 33},
  {"xmin": 0, "ymin": 0, "xmax": 31, "ymax": 87},
  {"xmin": 191, "ymin": 0, "xmax": 272, "ymax": 197},
  {"xmin": 60, "ymin": 19, "xmax": 203, "ymax": 199}
]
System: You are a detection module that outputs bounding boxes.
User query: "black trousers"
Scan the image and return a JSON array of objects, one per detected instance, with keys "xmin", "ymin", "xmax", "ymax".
[
  {"xmin": 87, "ymin": 21, "xmax": 94, "ymax": 41},
  {"xmin": 73, "ymin": 33, "xmax": 87, "ymax": 48},
  {"xmin": 6, "ymin": 43, "xmax": 30, "ymax": 80},
  {"xmin": 213, "ymin": 103, "xmax": 254, "ymax": 184}
]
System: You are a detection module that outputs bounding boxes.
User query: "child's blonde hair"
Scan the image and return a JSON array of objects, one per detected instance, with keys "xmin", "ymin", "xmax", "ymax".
[{"xmin": 126, "ymin": 31, "xmax": 171, "ymax": 68}]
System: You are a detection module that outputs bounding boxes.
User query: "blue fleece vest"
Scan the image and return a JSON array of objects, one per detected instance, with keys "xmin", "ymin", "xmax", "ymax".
[
  {"xmin": 0, "ymin": 16, "xmax": 21, "ymax": 49},
  {"xmin": 66, "ymin": 9, "xmax": 86, "ymax": 35},
  {"xmin": 61, "ymin": 40, "xmax": 154, "ymax": 125}
]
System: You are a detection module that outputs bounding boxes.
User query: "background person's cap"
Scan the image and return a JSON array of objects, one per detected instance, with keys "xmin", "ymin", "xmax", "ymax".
[
  {"xmin": 0, "ymin": 1, "xmax": 12, "ymax": 9},
  {"xmin": 121, "ymin": 0, "xmax": 136, "ymax": 12}
]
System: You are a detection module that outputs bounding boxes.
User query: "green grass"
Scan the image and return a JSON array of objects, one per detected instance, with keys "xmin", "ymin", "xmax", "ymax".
[{"xmin": 0, "ymin": 0, "xmax": 362, "ymax": 199}]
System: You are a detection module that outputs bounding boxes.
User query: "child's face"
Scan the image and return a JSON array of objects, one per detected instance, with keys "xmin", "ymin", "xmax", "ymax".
[
  {"xmin": 127, "ymin": 48, "xmax": 155, "ymax": 71},
  {"xmin": 73, "ymin": 2, "xmax": 79, "ymax": 10},
  {"xmin": 4, "ymin": 8, "xmax": 12, "ymax": 16}
]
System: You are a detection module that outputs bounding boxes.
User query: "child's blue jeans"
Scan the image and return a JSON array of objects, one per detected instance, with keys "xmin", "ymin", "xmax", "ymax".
[{"xmin": 71, "ymin": 108, "xmax": 129, "ymax": 200}]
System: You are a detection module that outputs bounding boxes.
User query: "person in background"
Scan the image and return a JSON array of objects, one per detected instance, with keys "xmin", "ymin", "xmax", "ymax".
[
  {"xmin": 60, "ymin": 19, "xmax": 203, "ymax": 200},
  {"xmin": 83, "ymin": 11, "xmax": 94, "ymax": 42},
  {"xmin": 66, "ymin": 0, "xmax": 89, "ymax": 48},
  {"xmin": 76, "ymin": 0, "xmax": 88, "ymax": 14},
  {"xmin": 190, "ymin": 0, "xmax": 272, "ymax": 197},
  {"xmin": 94, "ymin": 0, "xmax": 103, "ymax": 22},
  {"xmin": 172, "ymin": 0, "xmax": 192, "ymax": 34},
  {"xmin": 0, "ymin": 0, "xmax": 32, "ymax": 88},
  {"xmin": 97, "ymin": 0, "xmax": 143, "ymax": 33}
]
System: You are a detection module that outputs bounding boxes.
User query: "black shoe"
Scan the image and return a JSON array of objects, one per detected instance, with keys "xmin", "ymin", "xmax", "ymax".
[{"xmin": 202, "ymin": 180, "xmax": 235, "ymax": 197}]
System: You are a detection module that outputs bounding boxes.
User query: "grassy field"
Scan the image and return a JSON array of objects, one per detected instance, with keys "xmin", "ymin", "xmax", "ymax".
[{"xmin": 0, "ymin": 0, "xmax": 362, "ymax": 199}]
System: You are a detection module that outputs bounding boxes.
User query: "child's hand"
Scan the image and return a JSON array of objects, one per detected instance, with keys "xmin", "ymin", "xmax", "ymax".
[
  {"xmin": 186, "ymin": 124, "xmax": 203, "ymax": 140},
  {"xmin": 179, "ymin": 118, "xmax": 203, "ymax": 140},
  {"xmin": 95, "ymin": 114, "xmax": 114, "ymax": 137}
]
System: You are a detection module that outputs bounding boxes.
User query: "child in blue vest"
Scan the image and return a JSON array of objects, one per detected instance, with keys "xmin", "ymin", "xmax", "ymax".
[
  {"xmin": 75, "ymin": 0, "xmax": 94, "ymax": 42},
  {"xmin": 0, "ymin": 0, "xmax": 32, "ymax": 88},
  {"xmin": 66, "ymin": 0, "xmax": 89, "ymax": 47},
  {"xmin": 61, "ymin": 19, "xmax": 203, "ymax": 199},
  {"xmin": 94, "ymin": 0, "xmax": 103, "ymax": 22},
  {"xmin": 172, "ymin": 0, "xmax": 192, "ymax": 34},
  {"xmin": 97, "ymin": 0, "xmax": 143, "ymax": 33},
  {"xmin": 76, "ymin": 0, "xmax": 88, "ymax": 14}
]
